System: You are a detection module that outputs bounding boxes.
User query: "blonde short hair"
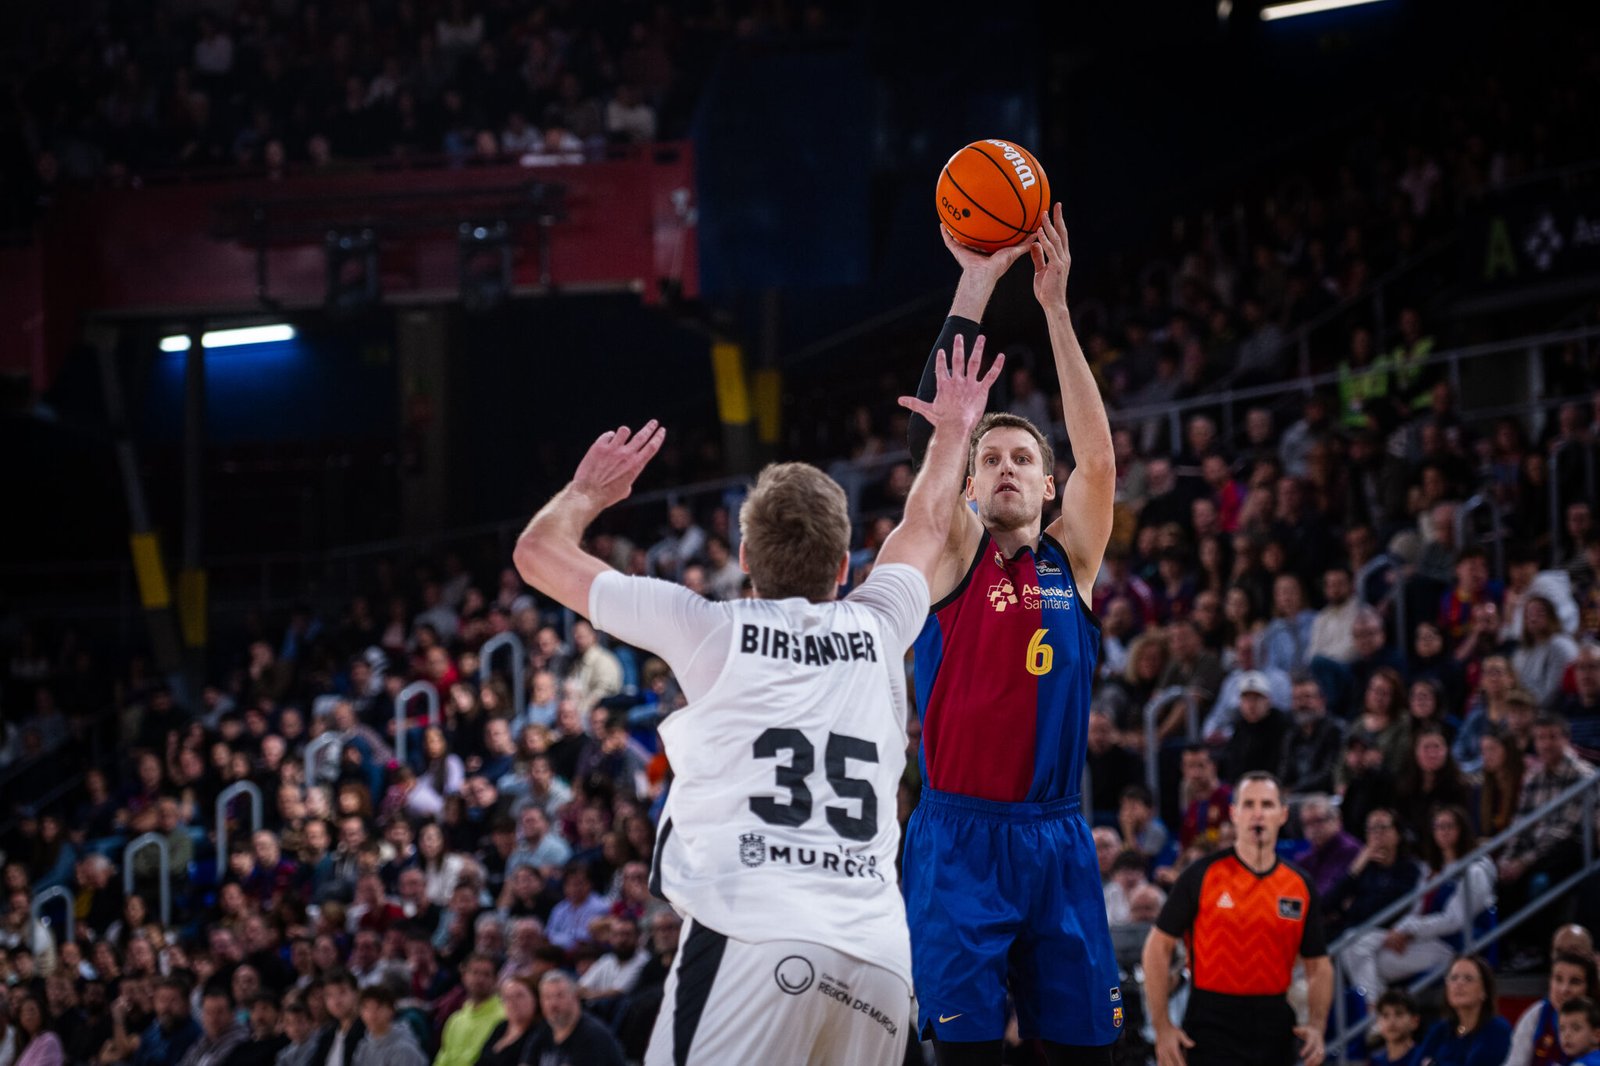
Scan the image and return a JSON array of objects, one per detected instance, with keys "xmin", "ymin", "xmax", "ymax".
[{"xmin": 739, "ymin": 463, "xmax": 850, "ymax": 602}]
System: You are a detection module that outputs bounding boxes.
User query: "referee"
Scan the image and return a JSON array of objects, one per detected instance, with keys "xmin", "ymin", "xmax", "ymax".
[{"xmin": 1141, "ymin": 771, "xmax": 1332, "ymax": 1066}]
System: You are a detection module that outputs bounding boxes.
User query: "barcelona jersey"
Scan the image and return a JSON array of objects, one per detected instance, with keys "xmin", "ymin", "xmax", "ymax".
[
  {"xmin": 912, "ymin": 530, "xmax": 1100, "ymax": 803},
  {"xmin": 904, "ymin": 529, "xmax": 1121, "ymax": 1045}
]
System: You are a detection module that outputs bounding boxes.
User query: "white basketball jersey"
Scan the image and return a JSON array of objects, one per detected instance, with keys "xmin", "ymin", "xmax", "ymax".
[{"xmin": 595, "ymin": 567, "xmax": 921, "ymax": 987}]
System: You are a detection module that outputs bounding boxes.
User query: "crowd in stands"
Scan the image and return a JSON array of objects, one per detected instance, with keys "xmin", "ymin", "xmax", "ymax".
[
  {"xmin": 4, "ymin": 357, "xmax": 1600, "ymax": 1062},
  {"xmin": 1, "ymin": 0, "xmax": 847, "ymax": 217}
]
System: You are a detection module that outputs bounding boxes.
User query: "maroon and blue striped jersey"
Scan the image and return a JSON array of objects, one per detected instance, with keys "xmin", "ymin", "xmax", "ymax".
[{"xmin": 911, "ymin": 530, "xmax": 1101, "ymax": 803}]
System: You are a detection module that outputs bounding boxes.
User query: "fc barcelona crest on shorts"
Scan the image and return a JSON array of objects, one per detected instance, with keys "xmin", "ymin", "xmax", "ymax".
[
  {"xmin": 1112, "ymin": 1006, "xmax": 1123, "ymax": 1028},
  {"xmin": 739, "ymin": 833, "xmax": 767, "ymax": 868}
]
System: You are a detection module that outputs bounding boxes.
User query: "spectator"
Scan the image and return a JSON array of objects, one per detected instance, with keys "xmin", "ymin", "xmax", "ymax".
[
  {"xmin": 473, "ymin": 977, "xmax": 538, "ymax": 1066},
  {"xmin": 1308, "ymin": 566, "xmax": 1362, "ymax": 663},
  {"xmin": 1455, "ymin": 655, "xmax": 1518, "ymax": 772},
  {"xmin": 603, "ymin": 85, "xmax": 656, "ymax": 144},
  {"xmin": 1293, "ymin": 793, "xmax": 1362, "ymax": 901},
  {"xmin": 310, "ymin": 972, "xmax": 364, "ymax": 1066},
  {"xmin": 1341, "ymin": 805, "xmax": 1494, "ymax": 999},
  {"xmin": 1085, "ymin": 711, "xmax": 1143, "ymax": 822},
  {"xmin": 275, "ymin": 1002, "xmax": 318, "ymax": 1066},
  {"xmin": 520, "ymin": 972, "xmax": 623, "ymax": 1066},
  {"xmin": 1116, "ymin": 784, "xmax": 1173, "ymax": 869},
  {"xmin": 1414, "ymin": 956, "xmax": 1512, "ymax": 1065},
  {"xmin": 1514, "ymin": 596, "xmax": 1580, "ymax": 710},
  {"xmin": 351, "ymin": 987, "xmax": 424, "ymax": 1066},
  {"xmin": 12, "ymin": 997, "xmax": 60, "ymax": 1066},
  {"xmin": 432, "ymin": 956, "xmax": 503, "ymax": 1066},
  {"xmin": 1204, "ymin": 632, "xmax": 1291, "ymax": 743},
  {"xmin": 1177, "ymin": 746, "xmax": 1231, "ymax": 851},
  {"xmin": 1369, "ymin": 989, "xmax": 1422, "ymax": 1066},
  {"xmin": 1506, "ymin": 950, "xmax": 1598, "ymax": 1066},
  {"xmin": 231, "ymin": 995, "xmax": 289, "ymax": 1066},
  {"xmin": 1559, "ymin": 997, "xmax": 1600, "ymax": 1064},
  {"xmin": 1260, "ymin": 573, "xmax": 1312, "ymax": 672},
  {"xmin": 175, "ymin": 991, "xmax": 246, "ymax": 1066},
  {"xmin": 1279, "ymin": 675, "xmax": 1346, "ymax": 796},
  {"xmin": 566, "ymin": 623, "xmax": 622, "ymax": 710},
  {"xmin": 576, "ymin": 916, "xmax": 648, "ymax": 1002},
  {"xmin": 644, "ymin": 506, "xmax": 704, "ymax": 580},
  {"xmin": 1155, "ymin": 622, "xmax": 1224, "ymax": 740},
  {"xmin": 1221, "ymin": 672, "xmax": 1289, "ymax": 781},
  {"xmin": 1565, "ymin": 641, "xmax": 1600, "ymax": 753},
  {"xmin": 126, "ymin": 978, "xmax": 200, "ymax": 1066},
  {"xmin": 508, "ymin": 807, "xmax": 570, "ymax": 877},
  {"xmin": 1405, "ymin": 676, "xmax": 1461, "ymax": 745},
  {"xmin": 1352, "ymin": 667, "xmax": 1412, "ymax": 777},
  {"xmin": 1323, "ymin": 807, "xmax": 1423, "ymax": 937},
  {"xmin": 544, "ymin": 865, "xmax": 609, "ymax": 956},
  {"xmin": 1439, "ymin": 548, "xmax": 1502, "ymax": 647},
  {"xmin": 1393, "ymin": 726, "xmax": 1472, "ymax": 840},
  {"xmin": 1498, "ymin": 716, "xmax": 1597, "ymax": 951}
]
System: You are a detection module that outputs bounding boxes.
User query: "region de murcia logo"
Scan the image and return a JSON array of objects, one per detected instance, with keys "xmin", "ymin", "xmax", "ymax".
[
  {"xmin": 774, "ymin": 956, "xmax": 815, "ymax": 995},
  {"xmin": 988, "ymin": 579, "xmax": 1018, "ymax": 613},
  {"xmin": 739, "ymin": 833, "xmax": 767, "ymax": 868}
]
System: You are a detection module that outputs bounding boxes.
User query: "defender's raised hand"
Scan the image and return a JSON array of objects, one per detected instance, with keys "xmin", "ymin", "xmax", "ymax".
[
  {"xmin": 571, "ymin": 420, "xmax": 666, "ymax": 509},
  {"xmin": 898, "ymin": 333, "xmax": 1004, "ymax": 435},
  {"xmin": 1029, "ymin": 203, "xmax": 1072, "ymax": 310}
]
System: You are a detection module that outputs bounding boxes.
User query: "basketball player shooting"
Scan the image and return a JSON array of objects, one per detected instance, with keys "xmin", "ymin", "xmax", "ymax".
[
  {"xmin": 903, "ymin": 205, "xmax": 1121, "ymax": 1065},
  {"xmin": 512, "ymin": 337, "xmax": 1003, "ymax": 1064}
]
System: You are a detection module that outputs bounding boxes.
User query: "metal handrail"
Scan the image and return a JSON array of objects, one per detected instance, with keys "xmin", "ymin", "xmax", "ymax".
[
  {"xmin": 304, "ymin": 733, "xmax": 344, "ymax": 791},
  {"xmin": 1455, "ymin": 493, "xmax": 1503, "ymax": 579},
  {"xmin": 1354, "ymin": 556, "xmax": 1408, "ymax": 648},
  {"xmin": 30, "ymin": 885, "xmax": 74, "ymax": 945},
  {"xmin": 1106, "ymin": 324, "xmax": 1600, "ymax": 428},
  {"xmin": 123, "ymin": 832, "xmax": 171, "ymax": 927},
  {"xmin": 394, "ymin": 680, "xmax": 441, "ymax": 764},
  {"xmin": 480, "ymin": 632, "xmax": 527, "ymax": 722},
  {"xmin": 1326, "ymin": 769, "xmax": 1600, "ymax": 1062},
  {"xmin": 1550, "ymin": 439, "xmax": 1598, "ymax": 567},
  {"xmin": 214, "ymin": 780, "xmax": 263, "ymax": 864},
  {"xmin": 1142, "ymin": 686, "xmax": 1199, "ymax": 807}
]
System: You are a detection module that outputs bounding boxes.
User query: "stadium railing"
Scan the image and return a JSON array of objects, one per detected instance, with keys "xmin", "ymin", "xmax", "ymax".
[
  {"xmin": 123, "ymin": 831, "xmax": 172, "ymax": 926},
  {"xmin": 214, "ymin": 780, "xmax": 263, "ymax": 865},
  {"xmin": 1323, "ymin": 770, "xmax": 1600, "ymax": 1063},
  {"xmin": 5, "ymin": 324, "xmax": 1598, "ymax": 637}
]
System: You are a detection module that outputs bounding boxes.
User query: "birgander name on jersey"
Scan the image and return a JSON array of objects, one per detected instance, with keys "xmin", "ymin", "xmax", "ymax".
[{"xmin": 738, "ymin": 623, "xmax": 880, "ymax": 666}]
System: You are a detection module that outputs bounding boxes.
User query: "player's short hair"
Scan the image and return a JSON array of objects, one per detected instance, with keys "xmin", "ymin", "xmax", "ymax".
[
  {"xmin": 967, "ymin": 412, "xmax": 1055, "ymax": 477},
  {"xmin": 1376, "ymin": 988, "xmax": 1419, "ymax": 1017},
  {"xmin": 1561, "ymin": 996, "xmax": 1600, "ymax": 1029},
  {"xmin": 739, "ymin": 463, "xmax": 851, "ymax": 602}
]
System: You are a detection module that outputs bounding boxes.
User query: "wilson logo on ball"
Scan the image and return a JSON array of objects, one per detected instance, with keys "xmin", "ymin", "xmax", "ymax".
[{"xmin": 985, "ymin": 140, "xmax": 1038, "ymax": 189}]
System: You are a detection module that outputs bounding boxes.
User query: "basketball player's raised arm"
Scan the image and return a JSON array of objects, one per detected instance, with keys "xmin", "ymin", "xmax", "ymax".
[
  {"xmin": 878, "ymin": 336, "xmax": 1003, "ymax": 584},
  {"xmin": 1035, "ymin": 206, "xmax": 1114, "ymax": 601},
  {"xmin": 512, "ymin": 420, "xmax": 667, "ymax": 616},
  {"xmin": 908, "ymin": 233, "xmax": 1030, "ymax": 462}
]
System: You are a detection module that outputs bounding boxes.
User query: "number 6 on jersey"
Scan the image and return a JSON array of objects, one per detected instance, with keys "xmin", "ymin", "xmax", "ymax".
[{"xmin": 1026, "ymin": 628, "xmax": 1054, "ymax": 676}]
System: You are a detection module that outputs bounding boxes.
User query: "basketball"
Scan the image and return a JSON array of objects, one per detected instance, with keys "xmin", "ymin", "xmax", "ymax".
[{"xmin": 935, "ymin": 139, "xmax": 1052, "ymax": 252}]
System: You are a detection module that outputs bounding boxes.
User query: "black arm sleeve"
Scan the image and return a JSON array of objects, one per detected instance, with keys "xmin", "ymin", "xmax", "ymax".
[{"xmin": 907, "ymin": 314, "xmax": 982, "ymax": 466}]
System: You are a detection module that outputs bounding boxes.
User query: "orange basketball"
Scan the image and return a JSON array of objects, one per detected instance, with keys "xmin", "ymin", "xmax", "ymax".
[{"xmin": 935, "ymin": 138, "xmax": 1051, "ymax": 252}]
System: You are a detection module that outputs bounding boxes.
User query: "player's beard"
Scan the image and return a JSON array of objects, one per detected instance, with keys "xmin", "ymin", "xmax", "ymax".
[{"xmin": 980, "ymin": 488, "xmax": 1039, "ymax": 533}]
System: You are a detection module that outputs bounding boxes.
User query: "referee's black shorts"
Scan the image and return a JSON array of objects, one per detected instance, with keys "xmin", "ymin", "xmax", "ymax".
[{"xmin": 1184, "ymin": 990, "xmax": 1298, "ymax": 1066}]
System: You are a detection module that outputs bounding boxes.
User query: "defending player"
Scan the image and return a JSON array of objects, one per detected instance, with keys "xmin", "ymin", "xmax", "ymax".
[
  {"xmin": 903, "ymin": 206, "xmax": 1121, "ymax": 1065},
  {"xmin": 513, "ymin": 338, "xmax": 1003, "ymax": 1064}
]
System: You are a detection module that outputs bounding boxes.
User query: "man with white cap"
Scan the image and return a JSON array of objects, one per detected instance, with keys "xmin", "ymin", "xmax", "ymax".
[
  {"xmin": 1201, "ymin": 633, "xmax": 1292, "ymax": 743},
  {"xmin": 1221, "ymin": 671, "xmax": 1290, "ymax": 782}
]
